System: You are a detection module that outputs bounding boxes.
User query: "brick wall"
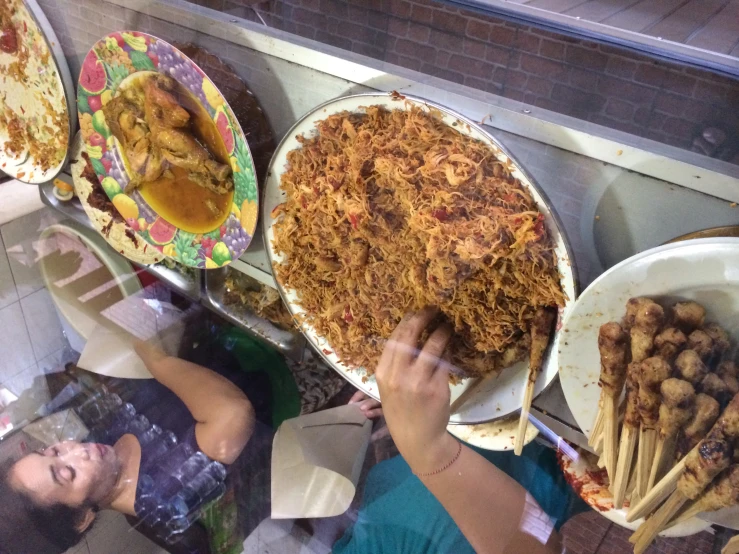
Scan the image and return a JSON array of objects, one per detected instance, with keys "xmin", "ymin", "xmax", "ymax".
[{"xmin": 199, "ymin": 0, "xmax": 739, "ymax": 165}]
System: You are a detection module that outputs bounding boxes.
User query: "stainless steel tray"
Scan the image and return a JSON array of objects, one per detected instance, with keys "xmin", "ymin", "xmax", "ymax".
[
  {"xmin": 202, "ymin": 266, "xmax": 306, "ymax": 360},
  {"xmin": 39, "ymin": 178, "xmax": 202, "ymax": 301}
]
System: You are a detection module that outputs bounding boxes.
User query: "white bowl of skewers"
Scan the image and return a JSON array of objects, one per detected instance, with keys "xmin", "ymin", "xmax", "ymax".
[{"xmin": 557, "ymin": 237, "xmax": 739, "ymax": 551}]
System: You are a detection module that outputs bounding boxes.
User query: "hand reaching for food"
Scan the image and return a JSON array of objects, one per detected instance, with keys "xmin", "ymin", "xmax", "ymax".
[
  {"xmin": 348, "ymin": 390, "xmax": 383, "ymax": 419},
  {"xmin": 374, "ymin": 307, "xmax": 458, "ymax": 475}
]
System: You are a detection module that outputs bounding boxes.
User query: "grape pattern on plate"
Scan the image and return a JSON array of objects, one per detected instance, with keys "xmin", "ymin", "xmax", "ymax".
[
  {"xmin": 149, "ymin": 40, "xmax": 210, "ymax": 111},
  {"xmin": 221, "ymin": 216, "xmax": 249, "ymax": 259}
]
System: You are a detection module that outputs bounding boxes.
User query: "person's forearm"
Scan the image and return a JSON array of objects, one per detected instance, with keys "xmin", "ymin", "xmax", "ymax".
[
  {"xmin": 146, "ymin": 354, "xmax": 248, "ymax": 422},
  {"xmin": 136, "ymin": 343, "xmax": 254, "ymax": 463},
  {"xmin": 419, "ymin": 438, "xmax": 560, "ymax": 554}
]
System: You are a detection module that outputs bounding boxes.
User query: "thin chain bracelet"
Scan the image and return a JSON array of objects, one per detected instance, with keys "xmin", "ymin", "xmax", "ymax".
[{"xmin": 413, "ymin": 441, "xmax": 463, "ymax": 477}]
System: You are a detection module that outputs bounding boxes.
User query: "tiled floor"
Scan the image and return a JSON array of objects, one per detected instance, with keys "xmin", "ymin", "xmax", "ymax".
[{"xmin": 0, "ymin": 208, "xmax": 66, "ymax": 398}]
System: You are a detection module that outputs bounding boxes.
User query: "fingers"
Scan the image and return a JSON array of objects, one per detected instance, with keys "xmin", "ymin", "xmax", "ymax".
[
  {"xmin": 395, "ymin": 306, "xmax": 439, "ymax": 344},
  {"xmin": 378, "ymin": 306, "xmax": 439, "ymax": 374},
  {"xmin": 353, "ymin": 394, "xmax": 383, "ymax": 419},
  {"xmin": 363, "ymin": 407, "xmax": 384, "ymax": 419},
  {"xmin": 349, "ymin": 390, "xmax": 368, "ymax": 404},
  {"xmin": 415, "ymin": 323, "xmax": 453, "ymax": 375}
]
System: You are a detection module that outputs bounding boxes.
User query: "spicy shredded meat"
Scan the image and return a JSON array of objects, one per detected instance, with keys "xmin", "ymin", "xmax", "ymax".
[{"xmin": 272, "ymin": 105, "xmax": 566, "ymax": 378}]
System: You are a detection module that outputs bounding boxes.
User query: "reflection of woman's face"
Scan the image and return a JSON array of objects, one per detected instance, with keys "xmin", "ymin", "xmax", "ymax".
[{"xmin": 9, "ymin": 441, "xmax": 121, "ymax": 508}]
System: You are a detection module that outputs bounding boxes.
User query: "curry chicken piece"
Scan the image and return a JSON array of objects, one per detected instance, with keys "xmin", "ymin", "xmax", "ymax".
[
  {"xmin": 143, "ymin": 75, "xmax": 190, "ymax": 128},
  {"xmin": 103, "ymin": 74, "xmax": 233, "ymax": 195}
]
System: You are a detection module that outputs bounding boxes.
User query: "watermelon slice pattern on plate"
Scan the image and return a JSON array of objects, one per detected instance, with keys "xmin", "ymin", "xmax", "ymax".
[{"xmin": 76, "ymin": 32, "xmax": 258, "ymax": 269}]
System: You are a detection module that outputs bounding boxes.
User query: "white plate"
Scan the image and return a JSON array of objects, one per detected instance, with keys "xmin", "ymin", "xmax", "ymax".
[
  {"xmin": 559, "ymin": 447, "xmax": 711, "ymax": 536},
  {"xmin": 447, "ymin": 414, "xmax": 539, "ymax": 451},
  {"xmin": 558, "ymin": 237, "xmax": 739, "ymax": 530},
  {"xmin": 0, "ymin": 0, "xmax": 75, "ymax": 183},
  {"xmin": 262, "ymin": 92, "xmax": 577, "ymax": 424}
]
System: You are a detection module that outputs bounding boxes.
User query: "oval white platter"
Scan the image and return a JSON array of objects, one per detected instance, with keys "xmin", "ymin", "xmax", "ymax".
[{"xmin": 262, "ymin": 92, "xmax": 577, "ymax": 424}]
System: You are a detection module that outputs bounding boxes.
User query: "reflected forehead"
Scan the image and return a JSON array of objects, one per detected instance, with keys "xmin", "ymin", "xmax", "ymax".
[{"xmin": 10, "ymin": 452, "xmax": 55, "ymax": 500}]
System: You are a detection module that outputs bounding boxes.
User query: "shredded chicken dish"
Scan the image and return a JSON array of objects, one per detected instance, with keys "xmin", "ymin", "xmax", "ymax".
[{"xmin": 271, "ymin": 105, "xmax": 566, "ymax": 379}]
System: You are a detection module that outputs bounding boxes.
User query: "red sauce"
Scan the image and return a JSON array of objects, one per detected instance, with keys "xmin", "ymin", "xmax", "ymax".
[{"xmin": 0, "ymin": 25, "xmax": 18, "ymax": 54}]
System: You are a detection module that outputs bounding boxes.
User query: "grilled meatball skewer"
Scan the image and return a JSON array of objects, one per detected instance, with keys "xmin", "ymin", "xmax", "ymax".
[
  {"xmin": 591, "ymin": 322, "xmax": 629, "ymax": 480},
  {"xmin": 631, "ymin": 436, "xmax": 733, "ymax": 553},
  {"xmin": 675, "ymin": 393, "xmax": 721, "ymax": 460},
  {"xmin": 672, "ymin": 464, "xmax": 739, "ymax": 525},
  {"xmin": 635, "ymin": 357, "xmax": 671, "ymax": 497},
  {"xmin": 514, "ymin": 307, "xmax": 555, "ymax": 456},
  {"xmin": 646, "ymin": 379, "xmax": 696, "ymax": 493},
  {"xmin": 628, "ymin": 392, "xmax": 739, "ymax": 523},
  {"xmin": 630, "ymin": 299, "xmax": 665, "ymax": 364}
]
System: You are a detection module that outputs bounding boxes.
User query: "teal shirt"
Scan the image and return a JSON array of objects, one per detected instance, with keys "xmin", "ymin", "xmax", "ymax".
[{"xmin": 334, "ymin": 441, "xmax": 586, "ymax": 554}]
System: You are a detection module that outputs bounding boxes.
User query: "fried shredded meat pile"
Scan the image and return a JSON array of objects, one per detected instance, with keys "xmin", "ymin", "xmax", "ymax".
[{"xmin": 272, "ymin": 105, "xmax": 566, "ymax": 378}]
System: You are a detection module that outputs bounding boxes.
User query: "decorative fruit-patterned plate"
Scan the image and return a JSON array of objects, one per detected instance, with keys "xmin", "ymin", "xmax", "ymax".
[
  {"xmin": 77, "ymin": 32, "xmax": 259, "ymax": 268},
  {"xmin": 0, "ymin": 0, "xmax": 75, "ymax": 183}
]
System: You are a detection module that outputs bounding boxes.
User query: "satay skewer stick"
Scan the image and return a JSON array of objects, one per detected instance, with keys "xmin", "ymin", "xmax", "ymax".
[
  {"xmin": 514, "ymin": 308, "xmax": 555, "ymax": 456},
  {"xmin": 626, "ymin": 448, "xmax": 693, "ymax": 522},
  {"xmin": 646, "ymin": 379, "xmax": 696, "ymax": 494},
  {"xmin": 603, "ymin": 395, "xmax": 619, "ymax": 481},
  {"xmin": 589, "ymin": 391, "xmax": 605, "ymax": 448},
  {"xmin": 515, "ymin": 383, "xmax": 535, "ymax": 456},
  {"xmin": 636, "ymin": 427, "xmax": 658, "ymax": 497},
  {"xmin": 594, "ymin": 322, "xmax": 629, "ymax": 481},
  {"xmin": 631, "ymin": 491, "xmax": 688, "ymax": 554},
  {"xmin": 628, "ymin": 389, "xmax": 735, "ymax": 522},
  {"xmin": 647, "ymin": 435, "xmax": 676, "ymax": 492},
  {"xmin": 631, "ymin": 435, "xmax": 733, "ymax": 553},
  {"xmin": 613, "ymin": 361, "xmax": 643, "ymax": 507},
  {"xmin": 634, "ymin": 357, "xmax": 671, "ymax": 498},
  {"xmin": 670, "ymin": 499, "xmax": 710, "ymax": 526},
  {"xmin": 612, "ymin": 423, "xmax": 638, "ymax": 506}
]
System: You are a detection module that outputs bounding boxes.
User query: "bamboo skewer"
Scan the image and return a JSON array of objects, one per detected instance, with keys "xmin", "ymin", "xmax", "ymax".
[
  {"xmin": 630, "ymin": 391, "xmax": 739, "ymax": 529},
  {"xmin": 629, "ymin": 300, "xmax": 666, "ymax": 500},
  {"xmin": 631, "ymin": 435, "xmax": 733, "ymax": 553},
  {"xmin": 588, "ymin": 391, "xmax": 605, "ymax": 449},
  {"xmin": 631, "ymin": 491, "xmax": 689, "ymax": 554},
  {"xmin": 626, "ymin": 447, "xmax": 692, "ymax": 522},
  {"xmin": 515, "ymin": 383, "xmax": 535, "ymax": 456},
  {"xmin": 612, "ymin": 361, "xmax": 642, "ymax": 509},
  {"xmin": 636, "ymin": 427, "xmax": 659, "ymax": 498},
  {"xmin": 634, "ymin": 357, "xmax": 671, "ymax": 498},
  {"xmin": 514, "ymin": 308, "xmax": 555, "ymax": 456},
  {"xmin": 603, "ymin": 396, "xmax": 619, "ymax": 482},
  {"xmin": 647, "ymin": 435, "xmax": 677, "ymax": 492},
  {"xmin": 592, "ymin": 322, "xmax": 629, "ymax": 481}
]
